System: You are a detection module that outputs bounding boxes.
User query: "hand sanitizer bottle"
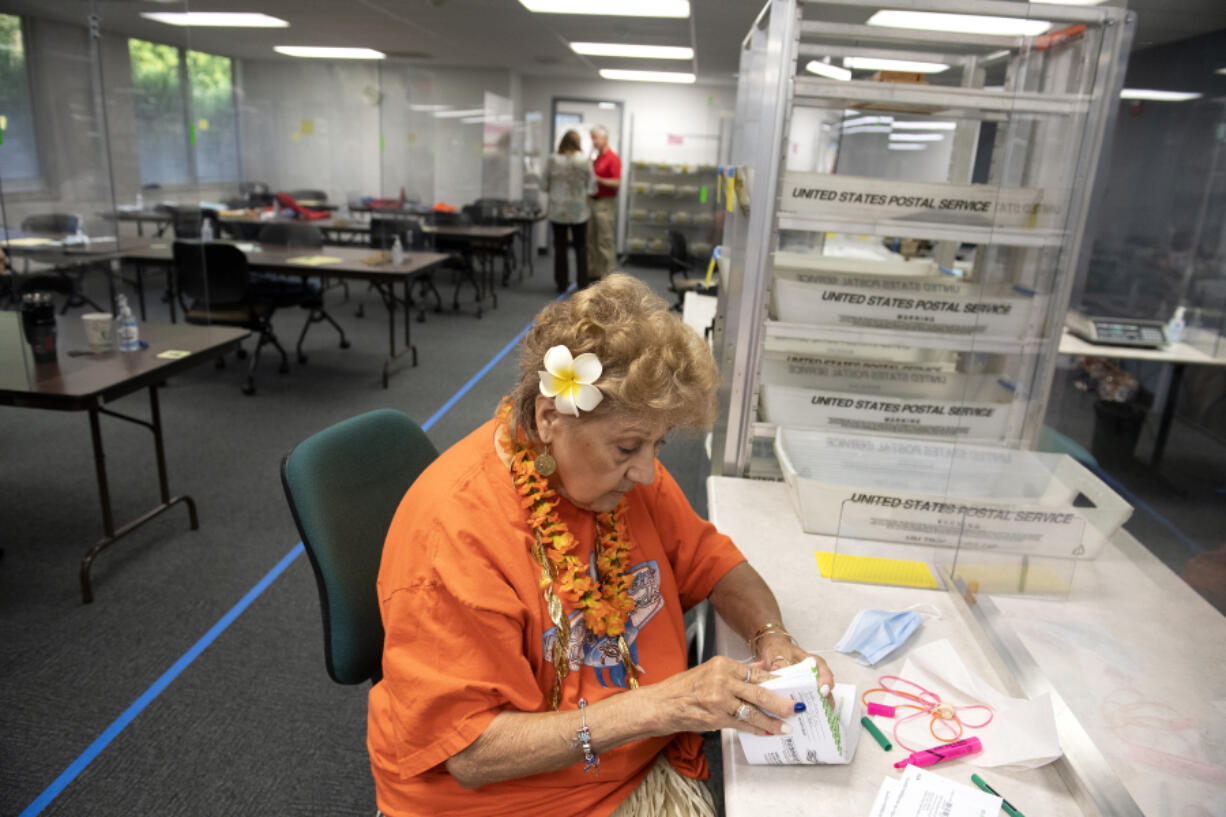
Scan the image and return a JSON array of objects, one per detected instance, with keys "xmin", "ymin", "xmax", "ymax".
[
  {"xmin": 136, "ymin": 190, "xmax": 144, "ymax": 211},
  {"xmin": 391, "ymin": 235, "xmax": 405, "ymax": 265},
  {"xmin": 1166, "ymin": 306, "xmax": 1185, "ymax": 345},
  {"xmin": 117, "ymin": 294, "xmax": 140, "ymax": 352},
  {"xmin": 75, "ymin": 222, "xmax": 89, "ymax": 247},
  {"xmin": 200, "ymin": 217, "xmax": 214, "ymax": 243}
]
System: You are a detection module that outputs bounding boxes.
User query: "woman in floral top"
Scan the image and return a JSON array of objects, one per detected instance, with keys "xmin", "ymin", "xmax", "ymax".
[{"xmin": 545, "ymin": 130, "xmax": 597, "ymax": 293}]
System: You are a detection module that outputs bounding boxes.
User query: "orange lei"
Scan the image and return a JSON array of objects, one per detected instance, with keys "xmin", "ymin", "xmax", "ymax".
[{"xmin": 497, "ymin": 404, "xmax": 639, "ymax": 708}]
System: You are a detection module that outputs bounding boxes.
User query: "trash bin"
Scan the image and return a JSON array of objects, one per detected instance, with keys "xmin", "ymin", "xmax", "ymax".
[{"xmin": 1090, "ymin": 399, "xmax": 1147, "ymax": 471}]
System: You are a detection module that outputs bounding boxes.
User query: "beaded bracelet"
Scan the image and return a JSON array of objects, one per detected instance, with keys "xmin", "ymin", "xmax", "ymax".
[
  {"xmin": 748, "ymin": 622, "xmax": 797, "ymax": 655},
  {"xmin": 572, "ymin": 697, "xmax": 599, "ymax": 774}
]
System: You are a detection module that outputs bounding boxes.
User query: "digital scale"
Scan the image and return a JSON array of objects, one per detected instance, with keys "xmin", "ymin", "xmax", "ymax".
[{"xmin": 1066, "ymin": 313, "xmax": 1168, "ymax": 348}]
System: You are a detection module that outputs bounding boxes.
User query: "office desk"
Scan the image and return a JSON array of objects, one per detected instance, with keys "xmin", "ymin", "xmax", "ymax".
[
  {"xmin": 101, "ymin": 209, "xmax": 175, "ymax": 237},
  {"xmin": 122, "ymin": 242, "xmax": 448, "ymax": 387},
  {"xmin": 1058, "ymin": 328, "xmax": 1226, "ymax": 468},
  {"xmin": 3, "ymin": 233, "xmax": 150, "ymax": 316},
  {"xmin": 0, "ymin": 312, "xmax": 248, "ymax": 602},
  {"xmin": 215, "ymin": 213, "xmax": 375, "ymax": 246},
  {"xmin": 489, "ymin": 212, "xmax": 545, "ymax": 277},
  {"xmin": 708, "ymin": 475, "xmax": 1226, "ymax": 817},
  {"xmin": 421, "ymin": 224, "xmax": 518, "ymax": 307}
]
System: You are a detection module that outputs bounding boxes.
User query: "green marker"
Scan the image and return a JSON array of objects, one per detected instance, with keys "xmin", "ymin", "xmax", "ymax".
[
  {"xmin": 860, "ymin": 716, "xmax": 892, "ymax": 751},
  {"xmin": 972, "ymin": 774, "xmax": 1025, "ymax": 817}
]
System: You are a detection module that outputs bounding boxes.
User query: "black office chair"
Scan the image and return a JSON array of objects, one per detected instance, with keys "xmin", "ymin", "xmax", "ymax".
[
  {"xmin": 421, "ymin": 212, "xmax": 483, "ymax": 313},
  {"xmin": 288, "ymin": 189, "xmax": 328, "ymax": 204},
  {"xmin": 16, "ymin": 213, "xmax": 105, "ymax": 313},
  {"xmin": 173, "ymin": 241, "xmax": 290, "ymax": 395},
  {"xmin": 363, "ymin": 218, "xmax": 442, "ymax": 321},
  {"xmin": 255, "ymin": 223, "xmax": 351, "ymax": 362},
  {"xmin": 280, "ymin": 409, "xmax": 439, "ymax": 686},
  {"xmin": 667, "ymin": 230, "xmax": 716, "ymax": 311}
]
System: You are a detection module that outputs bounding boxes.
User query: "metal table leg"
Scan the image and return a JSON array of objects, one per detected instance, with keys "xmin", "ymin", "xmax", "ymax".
[
  {"xmin": 1150, "ymin": 362, "xmax": 1185, "ymax": 469},
  {"xmin": 377, "ymin": 280, "xmax": 417, "ymax": 388},
  {"xmin": 79, "ymin": 386, "xmax": 199, "ymax": 603}
]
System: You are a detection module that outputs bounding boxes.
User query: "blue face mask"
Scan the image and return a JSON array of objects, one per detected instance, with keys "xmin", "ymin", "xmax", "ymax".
[{"xmin": 833, "ymin": 604, "xmax": 938, "ymax": 666}]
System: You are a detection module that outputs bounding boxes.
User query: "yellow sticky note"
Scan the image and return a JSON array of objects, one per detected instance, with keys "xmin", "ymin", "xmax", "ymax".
[
  {"xmin": 286, "ymin": 255, "xmax": 343, "ymax": 267},
  {"xmin": 197, "ymin": 118, "xmax": 209, "ymax": 131},
  {"xmin": 291, "ymin": 132, "xmax": 300, "ymax": 142},
  {"xmin": 300, "ymin": 119, "xmax": 314, "ymax": 135},
  {"xmin": 815, "ymin": 551, "xmax": 939, "ymax": 590},
  {"xmin": 0, "ymin": 115, "xmax": 7, "ymax": 130},
  {"xmin": 157, "ymin": 349, "xmax": 191, "ymax": 360}
]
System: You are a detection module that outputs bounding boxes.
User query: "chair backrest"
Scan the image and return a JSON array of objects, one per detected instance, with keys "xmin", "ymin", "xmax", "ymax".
[
  {"xmin": 173, "ymin": 240, "xmax": 250, "ymax": 305},
  {"xmin": 172, "ymin": 207, "xmax": 204, "ymax": 239},
  {"xmin": 258, "ymin": 222, "xmax": 324, "ymax": 248},
  {"xmin": 369, "ymin": 217, "xmax": 408, "ymax": 250},
  {"xmin": 280, "ymin": 409, "xmax": 439, "ymax": 685},
  {"xmin": 21, "ymin": 213, "xmax": 80, "ymax": 235},
  {"xmin": 239, "ymin": 181, "xmax": 270, "ymax": 196},
  {"xmin": 423, "ymin": 210, "xmax": 471, "ymax": 228},
  {"xmin": 289, "ymin": 188, "xmax": 328, "ymax": 203},
  {"xmin": 668, "ymin": 230, "xmax": 689, "ymax": 272}
]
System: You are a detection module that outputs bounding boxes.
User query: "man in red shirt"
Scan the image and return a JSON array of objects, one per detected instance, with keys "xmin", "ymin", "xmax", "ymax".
[{"xmin": 587, "ymin": 125, "xmax": 621, "ymax": 282}]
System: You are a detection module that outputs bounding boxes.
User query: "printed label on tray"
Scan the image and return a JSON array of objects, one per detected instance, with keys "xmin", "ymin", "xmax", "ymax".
[
  {"xmin": 761, "ymin": 385, "xmax": 1011, "ymax": 442},
  {"xmin": 836, "ymin": 495, "xmax": 1088, "ymax": 557},
  {"xmin": 782, "ymin": 171, "xmax": 1065, "ymax": 231},
  {"xmin": 760, "ymin": 352, "xmax": 1007, "ymax": 402},
  {"xmin": 773, "ymin": 278, "xmax": 1033, "ymax": 338}
]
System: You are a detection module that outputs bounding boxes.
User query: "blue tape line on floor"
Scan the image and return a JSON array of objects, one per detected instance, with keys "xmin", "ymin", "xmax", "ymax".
[
  {"xmin": 20, "ymin": 285, "xmax": 572, "ymax": 816},
  {"xmin": 19, "ymin": 543, "xmax": 304, "ymax": 817}
]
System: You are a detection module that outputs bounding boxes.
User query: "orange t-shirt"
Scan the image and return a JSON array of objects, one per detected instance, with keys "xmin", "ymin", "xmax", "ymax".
[{"xmin": 368, "ymin": 417, "xmax": 746, "ymax": 817}]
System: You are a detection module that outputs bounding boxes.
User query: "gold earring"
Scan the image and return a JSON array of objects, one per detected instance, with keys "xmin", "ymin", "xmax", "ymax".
[{"xmin": 534, "ymin": 446, "xmax": 557, "ymax": 477}]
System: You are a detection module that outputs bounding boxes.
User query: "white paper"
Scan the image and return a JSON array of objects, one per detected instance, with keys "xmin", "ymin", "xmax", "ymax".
[
  {"xmin": 895, "ymin": 639, "xmax": 1062, "ymax": 768},
  {"xmin": 869, "ymin": 777, "xmax": 901, "ymax": 817},
  {"xmin": 736, "ymin": 658, "xmax": 862, "ymax": 765},
  {"xmin": 885, "ymin": 765, "xmax": 1002, "ymax": 817}
]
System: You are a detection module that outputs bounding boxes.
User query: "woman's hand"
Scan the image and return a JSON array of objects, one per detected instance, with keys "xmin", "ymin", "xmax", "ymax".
[
  {"xmin": 642, "ymin": 655, "xmax": 797, "ymax": 738},
  {"xmin": 754, "ymin": 632, "xmax": 835, "ymax": 701}
]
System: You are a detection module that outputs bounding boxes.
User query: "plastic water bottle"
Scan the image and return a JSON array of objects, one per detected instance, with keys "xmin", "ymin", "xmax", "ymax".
[
  {"xmin": 391, "ymin": 235, "xmax": 405, "ymax": 265},
  {"xmin": 1166, "ymin": 306, "xmax": 1185, "ymax": 344},
  {"xmin": 135, "ymin": 191, "xmax": 144, "ymax": 210},
  {"xmin": 74, "ymin": 222, "xmax": 89, "ymax": 247},
  {"xmin": 117, "ymin": 294, "xmax": 140, "ymax": 352},
  {"xmin": 200, "ymin": 218, "xmax": 214, "ymax": 242}
]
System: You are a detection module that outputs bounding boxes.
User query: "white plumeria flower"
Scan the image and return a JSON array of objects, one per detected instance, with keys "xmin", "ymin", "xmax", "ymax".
[{"xmin": 539, "ymin": 345, "xmax": 603, "ymax": 417}]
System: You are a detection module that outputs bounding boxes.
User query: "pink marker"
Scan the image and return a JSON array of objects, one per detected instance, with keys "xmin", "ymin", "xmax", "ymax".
[
  {"xmin": 893, "ymin": 737, "xmax": 982, "ymax": 769},
  {"xmin": 867, "ymin": 702, "xmax": 896, "ymax": 718}
]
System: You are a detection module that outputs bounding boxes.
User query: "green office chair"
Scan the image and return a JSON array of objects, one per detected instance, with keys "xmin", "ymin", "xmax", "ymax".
[{"xmin": 280, "ymin": 409, "xmax": 439, "ymax": 685}]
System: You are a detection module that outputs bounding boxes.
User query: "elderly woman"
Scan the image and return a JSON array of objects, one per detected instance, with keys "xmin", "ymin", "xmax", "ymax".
[{"xmin": 369, "ymin": 275, "xmax": 833, "ymax": 817}]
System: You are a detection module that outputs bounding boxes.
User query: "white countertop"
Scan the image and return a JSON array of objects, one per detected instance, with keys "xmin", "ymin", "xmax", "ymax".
[
  {"xmin": 708, "ymin": 475, "xmax": 1226, "ymax": 817},
  {"xmin": 1058, "ymin": 328, "xmax": 1226, "ymax": 366}
]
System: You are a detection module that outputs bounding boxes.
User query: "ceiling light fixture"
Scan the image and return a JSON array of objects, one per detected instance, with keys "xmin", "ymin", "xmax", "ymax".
[
  {"xmin": 599, "ymin": 69, "xmax": 696, "ymax": 84},
  {"xmin": 274, "ymin": 46, "xmax": 385, "ymax": 59},
  {"xmin": 1217, "ymin": 67, "xmax": 1226, "ymax": 75},
  {"xmin": 519, "ymin": 0, "xmax": 689, "ymax": 18},
  {"xmin": 844, "ymin": 56, "xmax": 950, "ymax": 74},
  {"xmin": 142, "ymin": 12, "xmax": 289, "ymax": 27},
  {"xmin": 805, "ymin": 60, "xmax": 852, "ymax": 81},
  {"xmin": 840, "ymin": 125, "xmax": 892, "ymax": 135},
  {"xmin": 410, "ymin": 104, "xmax": 452, "ymax": 112},
  {"xmin": 888, "ymin": 143, "xmax": 928, "ymax": 151},
  {"xmin": 598, "ymin": 102, "xmax": 618, "ymax": 109},
  {"xmin": 892, "ymin": 120, "xmax": 958, "ymax": 130},
  {"xmin": 570, "ymin": 43, "xmax": 693, "ymax": 59},
  {"xmin": 843, "ymin": 115, "xmax": 893, "ymax": 128},
  {"xmin": 867, "ymin": 10, "xmax": 1052, "ymax": 37},
  {"xmin": 434, "ymin": 108, "xmax": 486, "ymax": 118},
  {"xmin": 889, "ymin": 132, "xmax": 945, "ymax": 142},
  {"xmin": 1120, "ymin": 89, "xmax": 1202, "ymax": 102},
  {"xmin": 1028, "ymin": 0, "xmax": 1107, "ymax": 5}
]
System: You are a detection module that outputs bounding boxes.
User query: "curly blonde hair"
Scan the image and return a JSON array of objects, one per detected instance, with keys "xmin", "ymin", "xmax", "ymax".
[{"xmin": 510, "ymin": 274, "xmax": 720, "ymax": 437}]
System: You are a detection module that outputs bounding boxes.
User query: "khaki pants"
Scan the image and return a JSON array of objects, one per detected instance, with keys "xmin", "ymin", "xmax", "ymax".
[{"xmin": 587, "ymin": 196, "xmax": 617, "ymax": 281}]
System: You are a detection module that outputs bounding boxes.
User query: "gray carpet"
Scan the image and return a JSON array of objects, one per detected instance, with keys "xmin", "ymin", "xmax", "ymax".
[{"xmin": 0, "ymin": 256, "xmax": 715, "ymax": 816}]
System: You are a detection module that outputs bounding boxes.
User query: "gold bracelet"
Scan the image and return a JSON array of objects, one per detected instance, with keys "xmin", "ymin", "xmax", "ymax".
[{"xmin": 748, "ymin": 623, "xmax": 796, "ymax": 654}]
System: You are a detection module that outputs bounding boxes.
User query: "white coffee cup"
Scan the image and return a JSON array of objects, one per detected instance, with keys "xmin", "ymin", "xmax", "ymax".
[{"xmin": 82, "ymin": 312, "xmax": 115, "ymax": 349}]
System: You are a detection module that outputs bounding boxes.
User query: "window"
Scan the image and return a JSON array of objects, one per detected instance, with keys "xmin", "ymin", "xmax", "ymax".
[
  {"xmin": 0, "ymin": 14, "xmax": 41, "ymax": 192},
  {"xmin": 187, "ymin": 50, "xmax": 238, "ymax": 184},
  {"xmin": 129, "ymin": 38, "xmax": 239, "ymax": 186},
  {"xmin": 130, "ymin": 38, "xmax": 190, "ymax": 185}
]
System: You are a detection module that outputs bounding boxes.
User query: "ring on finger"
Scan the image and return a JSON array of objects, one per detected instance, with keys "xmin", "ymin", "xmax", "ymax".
[{"xmin": 735, "ymin": 703, "xmax": 752, "ymax": 721}]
